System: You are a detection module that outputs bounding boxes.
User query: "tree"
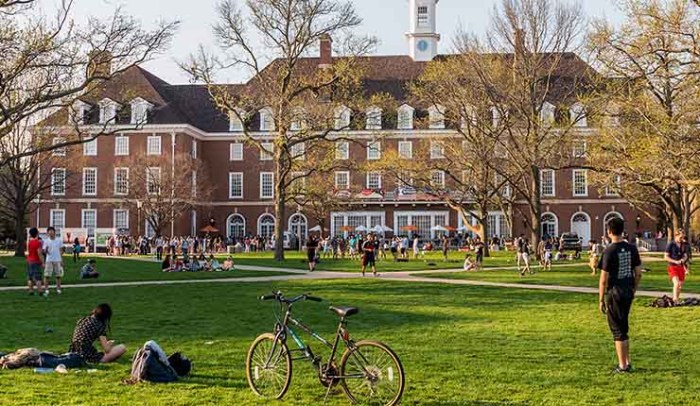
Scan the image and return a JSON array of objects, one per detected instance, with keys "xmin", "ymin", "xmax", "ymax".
[
  {"xmin": 0, "ymin": 0, "xmax": 178, "ymax": 165},
  {"xmin": 410, "ymin": 0, "xmax": 590, "ymax": 246},
  {"xmin": 184, "ymin": 0, "xmax": 376, "ymax": 261},
  {"xmin": 111, "ymin": 153, "xmax": 213, "ymax": 237},
  {"xmin": 587, "ymin": 0, "xmax": 700, "ymax": 238}
]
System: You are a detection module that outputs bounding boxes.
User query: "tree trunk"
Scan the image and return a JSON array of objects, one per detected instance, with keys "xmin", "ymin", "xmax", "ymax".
[
  {"xmin": 274, "ymin": 165, "xmax": 286, "ymax": 262},
  {"xmin": 529, "ymin": 166, "xmax": 543, "ymax": 248},
  {"xmin": 478, "ymin": 207, "xmax": 491, "ymax": 257},
  {"xmin": 13, "ymin": 209, "xmax": 27, "ymax": 257}
]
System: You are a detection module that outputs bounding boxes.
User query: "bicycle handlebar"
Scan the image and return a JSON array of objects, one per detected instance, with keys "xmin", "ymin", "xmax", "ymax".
[{"xmin": 259, "ymin": 291, "xmax": 323, "ymax": 304}]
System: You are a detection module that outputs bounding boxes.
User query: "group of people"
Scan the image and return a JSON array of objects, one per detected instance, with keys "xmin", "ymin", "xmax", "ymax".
[
  {"xmin": 25, "ymin": 227, "xmax": 66, "ymax": 296},
  {"xmin": 160, "ymin": 254, "xmax": 235, "ymax": 273},
  {"xmin": 105, "ymin": 234, "xmax": 229, "ymax": 259}
]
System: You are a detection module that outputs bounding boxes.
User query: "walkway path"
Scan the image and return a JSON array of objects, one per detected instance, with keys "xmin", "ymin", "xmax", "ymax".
[{"xmin": 2, "ymin": 257, "xmax": 694, "ymax": 299}]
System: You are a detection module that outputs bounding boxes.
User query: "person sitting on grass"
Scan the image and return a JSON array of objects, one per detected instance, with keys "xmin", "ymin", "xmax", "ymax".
[
  {"xmin": 161, "ymin": 255, "xmax": 171, "ymax": 272},
  {"xmin": 171, "ymin": 255, "xmax": 183, "ymax": 272},
  {"xmin": 189, "ymin": 256, "xmax": 201, "ymax": 272},
  {"xmin": 80, "ymin": 259, "xmax": 100, "ymax": 279},
  {"xmin": 208, "ymin": 254, "xmax": 221, "ymax": 271},
  {"xmin": 463, "ymin": 254, "xmax": 476, "ymax": 271},
  {"xmin": 69, "ymin": 303, "xmax": 126, "ymax": 364},
  {"xmin": 221, "ymin": 256, "xmax": 234, "ymax": 271}
]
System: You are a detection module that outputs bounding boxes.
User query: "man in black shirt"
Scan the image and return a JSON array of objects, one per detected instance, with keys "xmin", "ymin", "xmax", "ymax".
[
  {"xmin": 598, "ymin": 217, "xmax": 642, "ymax": 374},
  {"xmin": 361, "ymin": 234, "xmax": 379, "ymax": 277}
]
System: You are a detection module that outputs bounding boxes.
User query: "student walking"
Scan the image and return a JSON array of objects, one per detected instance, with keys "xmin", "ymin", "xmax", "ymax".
[
  {"xmin": 519, "ymin": 239, "xmax": 533, "ymax": 276},
  {"xmin": 665, "ymin": 230, "xmax": 688, "ymax": 304},
  {"xmin": 441, "ymin": 235, "xmax": 449, "ymax": 261},
  {"xmin": 598, "ymin": 217, "xmax": 642, "ymax": 374},
  {"xmin": 26, "ymin": 227, "xmax": 44, "ymax": 296},
  {"xmin": 42, "ymin": 226, "xmax": 64, "ymax": 296},
  {"xmin": 72, "ymin": 238, "xmax": 81, "ymax": 263},
  {"xmin": 360, "ymin": 234, "xmax": 379, "ymax": 277},
  {"xmin": 307, "ymin": 235, "xmax": 319, "ymax": 272}
]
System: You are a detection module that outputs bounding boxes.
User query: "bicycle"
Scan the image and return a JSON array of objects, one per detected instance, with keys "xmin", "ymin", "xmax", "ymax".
[{"xmin": 246, "ymin": 291, "xmax": 405, "ymax": 405}]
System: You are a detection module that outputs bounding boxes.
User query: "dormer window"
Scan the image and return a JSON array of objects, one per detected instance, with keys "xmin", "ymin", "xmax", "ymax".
[
  {"xmin": 334, "ymin": 105, "xmax": 351, "ymax": 130},
  {"xmin": 570, "ymin": 102, "xmax": 587, "ymax": 127},
  {"xmin": 130, "ymin": 98, "xmax": 153, "ymax": 125},
  {"xmin": 366, "ymin": 106, "xmax": 382, "ymax": 130},
  {"xmin": 259, "ymin": 107, "xmax": 275, "ymax": 132},
  {"xmin": 69, "ymin": 100, "xmax": 90, "ymax": 125},
  {"xmin": 540, "ymin": 101, "xmax": 555, "ymax": 124},
  {"xmin": 98, "ymin": 98, "xmax": 120, "ymax": 125},
  {"xmin": 397, "ymin": 104, "xmax": 414, "ymax": 130},
  {"xmin": 429, "ymin": 104, "xmax": 445, "ymax": 129},
  {"xmin": 229, "ymin": 108, "xmax": 246, "ymax": 132}
]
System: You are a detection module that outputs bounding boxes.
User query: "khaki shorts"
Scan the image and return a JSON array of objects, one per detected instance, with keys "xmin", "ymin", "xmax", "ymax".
[{"xmin": 44, "ymin": 262, "xmax": 64, "ymax": 278}]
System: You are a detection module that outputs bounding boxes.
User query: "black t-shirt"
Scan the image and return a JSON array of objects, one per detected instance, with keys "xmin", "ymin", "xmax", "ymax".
[
  {"xmin": 475, "ymin": 243, "xmax": 484, "ymax": 256},
  {"xmin": 665, "ymin": 242, "xmax": 683, "ymax": 261},
  {"xmin": 362, "ymin": 240, "xmax": 375, "ymax": 254},
  {"xmin": 600, "ymin": 241, "xmax": 641, "ymax": 290}
]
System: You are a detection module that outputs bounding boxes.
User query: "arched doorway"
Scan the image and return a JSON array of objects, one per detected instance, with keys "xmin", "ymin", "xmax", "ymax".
[
  {"xmin": 226, "ymin": 214, "xmax": 246, "ymax": 240},
  {"xmin": 541, "ymin": 213, "xmax": 558, "ymax": 238},
  {"xmin": 257, "ymin": 214, "xmax": 276, "ymax": 239},
  {"xmin": 288, "ymin": 213, "xmax": 308, "ymax": 242},
  {"xmin": 603, "ymin": 212, "xmax": 624, "ymax": 236},
  {"xmin": 571, "ymin": 212, "xmax": 591, "ymax": 244}
]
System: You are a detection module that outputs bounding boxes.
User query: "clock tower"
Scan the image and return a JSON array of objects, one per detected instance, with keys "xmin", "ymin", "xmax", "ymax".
[{"xmin": 406, "ymin": 0, "xmax": 440, "ymax": 61}]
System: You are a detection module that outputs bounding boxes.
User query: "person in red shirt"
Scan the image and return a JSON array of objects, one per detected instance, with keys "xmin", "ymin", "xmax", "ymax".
[{"xmin": 26, "ymin": 227, "xmax": 45, "ymax": 296}]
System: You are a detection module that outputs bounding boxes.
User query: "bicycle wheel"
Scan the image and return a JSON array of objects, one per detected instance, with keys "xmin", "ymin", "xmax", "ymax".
[
  {"xmin": 245, "ymin": 333, "xmax": 292, "ymax": 399},
  {"xmin": 339, "ymin": 340, "xmax": 405, "ymax": 406}
]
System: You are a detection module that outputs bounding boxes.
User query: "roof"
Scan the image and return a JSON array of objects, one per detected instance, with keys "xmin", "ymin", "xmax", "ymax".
[{"xmin": 39, "ymin": 52, "xmax": 596, "ymax": 132}]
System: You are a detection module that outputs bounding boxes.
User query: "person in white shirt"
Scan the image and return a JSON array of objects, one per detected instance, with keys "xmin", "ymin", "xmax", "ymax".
[{"xmin": 42, "ymin": 226, "xmax": 64, "ymax": 296}]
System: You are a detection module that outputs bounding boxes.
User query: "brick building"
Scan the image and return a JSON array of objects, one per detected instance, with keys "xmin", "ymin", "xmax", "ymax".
[{"xmin": 31, "ymin": 0, "xmax": 651, "ymax": 245}]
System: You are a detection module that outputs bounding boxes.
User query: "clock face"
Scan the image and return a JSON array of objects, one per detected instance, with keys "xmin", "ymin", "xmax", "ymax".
[{"xmin": 417, "ymin": 40, "xmax": 429, "ymax": 52}]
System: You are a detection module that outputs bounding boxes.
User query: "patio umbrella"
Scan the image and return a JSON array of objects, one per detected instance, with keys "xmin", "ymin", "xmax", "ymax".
[
  {"xmin": 401, "ymin": 225, "xmax": 418, "ymax": 231},
  {"xmin": 371, "ymin": 225, "xmax": 385, "ymax": 234},
  {"xmin": 340, "ymin": 225, "xmax": 355, "ymax": 232},
  {"xmin": 355, "ymin": 225, "xmax": 368, "ymax": 232},
  {"xmin": 309, "ymin": 225, "xmax": 323, "ymax": 232},
  {"xmin": 381, "ymin": 225, "xmax": 393, "ymax": 232},
  {"xmin": 200, "ymin": 225, "xmax": 219, "ymax": 234},
  {"xmin": 431, "ymin": 225, "xmax": 448, "ymax": 231}
]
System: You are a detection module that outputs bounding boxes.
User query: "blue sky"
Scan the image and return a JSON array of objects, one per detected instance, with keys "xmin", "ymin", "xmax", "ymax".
[{"xmin": 66, "ymin": 0, "xmax": 624, "ymax": 84}]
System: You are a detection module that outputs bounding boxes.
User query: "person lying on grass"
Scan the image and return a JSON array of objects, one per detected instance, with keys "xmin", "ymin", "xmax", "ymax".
[
  {"xmin": 222, "ymin": 256, "xmax": 234, "ymax": 271},
  {"xmin": 69, "ymin": 303, "xmax": 126, "ymax": 364},
  {"xmin": 79, "ymin": 259, "xmax": 100, "ymax": 279}
]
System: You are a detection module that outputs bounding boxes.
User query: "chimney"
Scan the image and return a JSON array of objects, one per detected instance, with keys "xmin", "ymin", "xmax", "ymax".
[
  {"xmin": 319, "ymin": 34, "xmax": 333, "ymax": 68},
  {"xmin": 87, "ymin": 50, "xmax": 113, "ymax": 80}
]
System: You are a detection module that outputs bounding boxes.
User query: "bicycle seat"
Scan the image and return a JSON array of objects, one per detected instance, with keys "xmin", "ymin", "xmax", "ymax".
[{"xmin": 329, "ymin": 306, "xmax": 359, "ymax": 318}]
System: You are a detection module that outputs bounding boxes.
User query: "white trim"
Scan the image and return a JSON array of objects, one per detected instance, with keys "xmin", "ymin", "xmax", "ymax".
[
  {"xmin": 335, "ymin": 141, "xmax": 349, "ymax": 160},
  {"xmin": 228, "ymin": 172, "xmax": 244, "ymax": 199},
  {"xmin": 398, "ymin": 140, "xmax": 413, "ymax": 159},
  {"xmin": 114, "ymin": 135, "xmax": 129, "ymax": 156},
  {"xmin": 260, "ymin": 172, "xmax": 274, "ymax": 199},
  {"xmin": 428, "ymin": 104, "xmax": 446, "ymax": 129},
  {"xmin": 570, "ymin": 211, "xmax": 592, "ymax": 242},
  {"xmin": 113, "ymin": 208, "xmax": 129, "ymax": 230},
  {"xmin": 330, "ymin": 211, "xmax": 386, "ymax": 236},
  {"xmin": 393, "ymin": 210, "xmax": 450, "ymax": 239},
  {"xmin": 146, "ymin": 135, "xmax": 162, "ymax": 155},
  {"xmin": 226, "ymin": 213, "xmax": 246, "ymax": 239},
  {"xmin": 257, "ymin": 213, "xmax": 276, "ymax": 237},
  {"xmin": 366, "ymin": 171, "xmax": 382, "ymax": 189},
  {"xmin": 540, "ymin": 169, "xmax": 555, "ymax": 197},
  {"xmin": 49, "ymin": 209, "xmax": 66, "ymax": 229},
  {"xmin": 572, "ymin": 169, "xmax": 588, "ymax": 197},
  {"xmin": 367, "ymin": 140, "xmax": 381, "ymax": 160},
  {"xmin": 230, "ymin": 142, "xmax": 244, "ymax": 161},
  {"xmin": 288, "ymin": 213, "xmax": 308, "ymax": 240},
  {"xmin": 541, "ymin": 211, "xmax": 559, "ymax": 238},
  {"xmin": 83, "ymin": 138, "xmax": 98, "ymax": 156},
  {"xmin": 51, "ymin": 168, "xmax": 66, "ymax": 196},
  {"xmin": 334, "ymin": 171, "xmax": 350, "ymax": 190},
  {"xmin": 397, "ymin": 104, "xmax": 415, "ymax": 130},
  {"xmin": 114, "ymin": 167, "xmax": 129, "ymax": 195},
  {"xmin": 81, "ymin": 209, "xmax": 97, "ymax": 230},
  {"xmin": 82, "ymin": 167, "xmax": 97, "ymax": 196}
]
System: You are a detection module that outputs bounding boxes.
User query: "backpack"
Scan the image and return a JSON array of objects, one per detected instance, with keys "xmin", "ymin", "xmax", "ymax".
[{"xmin": 126, "ymin": 341, "xmax": 190, "ymax": 384}]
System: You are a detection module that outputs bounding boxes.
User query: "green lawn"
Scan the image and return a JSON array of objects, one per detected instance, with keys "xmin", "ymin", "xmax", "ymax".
[
  {"xmin": 1, "ymin": 278, "xmax": 699, "ymax": 405},
  {"xmin": 0, "ymin": 255, "xmax": 285, "ymax": 288},
  {"xmin": 422, "ymin": 259, "xmax": 699, "ymax": 294}
]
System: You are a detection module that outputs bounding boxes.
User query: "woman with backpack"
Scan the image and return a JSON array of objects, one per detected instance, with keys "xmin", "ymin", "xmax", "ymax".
[{"xmin": 69, "ymin": 303, "xmax": 126, "ymax": 363}]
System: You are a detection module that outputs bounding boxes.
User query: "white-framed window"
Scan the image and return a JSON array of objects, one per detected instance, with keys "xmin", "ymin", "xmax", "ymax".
[
  {"xmin": 398, "ymin": 141, "xmax": 413, "ymax": 159},
  {"xmin": 114, "ymin": 168, "xmax": 129, "ymax": 195},
  {"xmin": 570, "ymin": 102, "xmax": 587, "ymax": 127},
  {"xmin": 397, "ymin": 171, "xmax": 414, "ymax": 187},
  {"xmin": 260, "ymin": 142, "xmax": 274, "ymax": 161},
  {"xmin": 541, "ymin": 213, "xmax": 558, "ymax": 238},
  {"xmin": 605, "ymin": 175, "xmax": 622, "ymax": 197},
  {"xmin": 335, "ymin": 141, "xmax": 349, "ymax": 160},
  {"xmin": 540, "ymin": 101, "xmax": 556, "ymax": 124},
  {"xmin": 260, "ymin": 172, "xmax": 274, "ymax": 199},
  {"xmin": 259, "ymin": 107, "xmax": 275, "ymax": 131},
  {"xmin": 540, "ymin": 169, "xmax": 555, "ymax": 197},
  {"xmin": 290, "ymin": 142, "xmax": 305, "ymax": 160},
  {"xmin": 99, "ymin": 98, "xmax": 119, "ymax": 125},
  {"xmin": 115, "ymin": 136, "xmax": 129, "ymax": 156},
  {"xmin": 82, "ymin": 168, "xmax": 97, "ymax": 196},
  {"xmin": 146, "ymin": 135, "xmax": 162, "ymax": 155},
  {"xmin": 229, "ymin": 172, "xmax": 243, "ymax": 199},
  {"xmin": 334, "ymin": 106, "xmax": 351, "ymax": 130},
  {"xmin": 430, "ymin": 141, "xmax": 445, "ymax": 159},
  {"xmin": 573, "ymin": 169, "xmax": 588, "ymax": 197},
  {"xmin": 49, "ymin": 209, "xmax": 65, "ymax": 229},
  {"xmin": 130, "ymin": 98, "xmax": 152, "ymax": 125},
  {"xmin": 146, "ymin": 167, "xmax": 161, "ymax": 195},
  {"xmin": 428, "ymin": 105, "xmax": 445, "ymax": 129},
  {"xmin": 366, "ymin": 106, "xmax": 382, "ymax": 130},
  {"xmin": 430, "ymin": 170, "xmax": 445, "ymax": 189},
  {"xmin": 52, "ymin": 137, "xmax": 66, "ymax": 156},
  {"xmin": 230, "ymin": 143, "xmax": 243, "ymax": 161},
  {"xmin": 229, "ymin": 108, "xmax": 246, "ymax": 132},
  {"xmin": 51, "ymin": 168, "xmax": 66, "ymax": 196},
  {"xmin": 573, "ymin": 140, "xmax": 587, "ymax": 158},
  {"xmin": 83, "ymin": 138, "xmax": 97, "ymax": 156},
  {"xmin": 81, "ymin": 209, "xmax": 97, "ymax": 231},
  {"xmin": 335, "ymin": 171, "xmax": 350, "ymax": 190},
  {"xmin": 191, "ymin": 140, "xmax": 198, "ymax": 159},
  {"xmin": 367, "ymin": 140, "xmax": 381, "ymax": 160},
  {"xmin": 331, "ymin": 211, "xmax": 386, "ymax": 237},
  {"xmin": 417, "ymin": 5, "xmax": 429, "ymax": 27},
  {"xmin": 397, "ymin": 105, "xmax": 414, "ymax": 130},
  {"xmin": 366, "ymin": 172, "xmax": 382, "ymax": 189},
  {"xmin": 258, "ymin": 214, "xmax": 276, "ymax": 238},
  {"xmin": 289, "ymin": 171, "xmax": 306, "ymax": 194},
  {"xmin": 113, "ymin": 209, "xmax": 129, "ymax": 230}
]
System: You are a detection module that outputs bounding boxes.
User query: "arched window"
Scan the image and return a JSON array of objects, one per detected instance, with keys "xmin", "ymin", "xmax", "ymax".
[
  {"xmin": 541, "ymin": 212, "xmax": 558, "ymax": 238},
  {"xmin": 288, "ymin": 213, "xmax": 308, "ymax": 241},
  {"xmin": 603, "ymin": 211, "xmax": 624, "ymax": 234},
  {"xmin": 258, "ymin": 214, "xmax": 276, "ymax": 238},
  {"xmin": 226, "ymin": 214, "xmax": 246, "ymax": 240},
  {"xmin": 571, "ymin": 212, "xmax": 591, "ymax": 243}
]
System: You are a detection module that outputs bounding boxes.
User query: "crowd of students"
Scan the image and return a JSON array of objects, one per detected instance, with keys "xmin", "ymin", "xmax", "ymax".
[{"xmin": 160, "ymin": 254, "xmax": 235, "ymax": 273}]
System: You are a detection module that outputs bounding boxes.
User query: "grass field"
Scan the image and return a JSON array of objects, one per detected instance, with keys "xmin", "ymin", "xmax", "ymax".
[
  {"xmin": 1, "ymin": 276, "xmax": 699, "ymax": 405},
  {"xmin": 0, "ymin": 255, "xmax": 286, "ymax": 288}
]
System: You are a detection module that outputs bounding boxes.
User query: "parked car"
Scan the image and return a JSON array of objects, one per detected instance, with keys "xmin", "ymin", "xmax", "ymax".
[{"xmin": 559, "ymin": 233, "xmax": 582, "ymax": 251}]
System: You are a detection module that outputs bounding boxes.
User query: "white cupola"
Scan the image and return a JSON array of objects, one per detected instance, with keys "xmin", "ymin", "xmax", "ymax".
[{"xmin": 406, "ymin": 0, "xmax": 440, "ymax": 61}]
